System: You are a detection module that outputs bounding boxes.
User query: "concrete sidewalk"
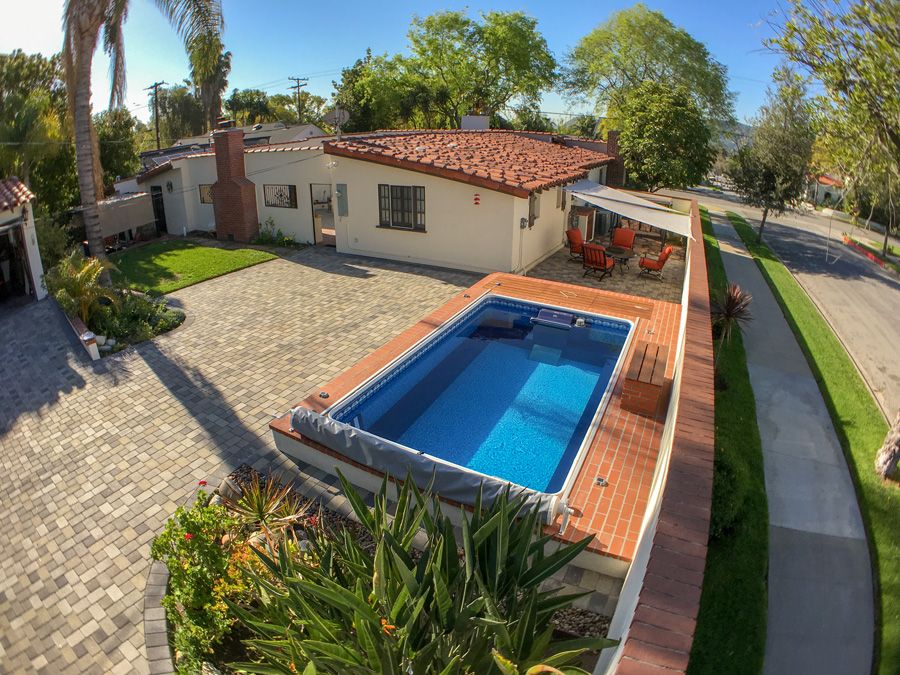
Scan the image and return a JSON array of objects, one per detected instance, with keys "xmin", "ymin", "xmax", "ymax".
[{"xmin": 709, "ymin": 211, "xmax": 873, "ymax": 675}]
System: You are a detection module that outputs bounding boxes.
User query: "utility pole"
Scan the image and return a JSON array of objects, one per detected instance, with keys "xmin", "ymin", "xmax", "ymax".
[
  {"xmin": 145, "ymin": 81, "xmax": 167, "ymax": 150},
  {"xmin": 288, "ymin": 77, "xmax": 308, "ymax": 124}
]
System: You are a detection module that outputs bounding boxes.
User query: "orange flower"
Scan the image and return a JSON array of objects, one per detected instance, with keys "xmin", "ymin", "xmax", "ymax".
[{"xmin": 380, "ymin": 618, "xmax": 396, "ymax": 635}]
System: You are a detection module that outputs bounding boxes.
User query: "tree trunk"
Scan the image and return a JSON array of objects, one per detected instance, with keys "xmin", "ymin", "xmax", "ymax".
[
  {"xmin": 757, "ymin": 207, "xmax": 768, "ymax": 243},
  {"xmin": 875, "ymin": 409, "xmax": 900, "ymax": 479},
  {"xmin": 71, "ymin": 34, "xmax": 109, "ymax": 278}
]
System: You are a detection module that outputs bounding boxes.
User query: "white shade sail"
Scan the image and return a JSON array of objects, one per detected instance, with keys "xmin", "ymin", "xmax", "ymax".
[{"xmin": 564, "ymin": 179, "xmax": 693, "ymax": 239}]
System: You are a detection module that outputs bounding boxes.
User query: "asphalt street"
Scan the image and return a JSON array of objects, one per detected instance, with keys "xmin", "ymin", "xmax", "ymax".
[{"xmin": 664, "ymin": 187, "xmax": 899, "ymax": 418}]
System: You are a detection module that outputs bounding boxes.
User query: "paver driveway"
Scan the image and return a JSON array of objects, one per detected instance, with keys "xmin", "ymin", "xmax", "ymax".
[{"xmin": 0, "ymin": 247, "xmax": 474, "ymax": 674}]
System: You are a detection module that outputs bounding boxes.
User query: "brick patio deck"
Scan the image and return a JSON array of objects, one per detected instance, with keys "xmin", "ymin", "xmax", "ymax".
[{"xmin": 272, "ymin": 272, "xmax": 681, "ymax": 566}]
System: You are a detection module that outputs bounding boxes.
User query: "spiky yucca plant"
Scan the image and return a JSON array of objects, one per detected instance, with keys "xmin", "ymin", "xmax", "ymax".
[
  {"xmin": 45, "ymin": 249, "xmax": 119, "ymax": 324},
  {"xmin": 711, "ymin": 282, "xmax": 752, "ymax": 366},
  {"xmin": 228, "ymin": 473, "xmax": 615, "ymax": 674},
  {"xmin": 221, "ymin": 473, "xmax": 309, "ymax": 549}
]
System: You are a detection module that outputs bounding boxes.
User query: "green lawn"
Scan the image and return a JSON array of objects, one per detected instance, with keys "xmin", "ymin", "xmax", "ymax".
[
  {"xmin": 687, "ymin": 208, "xmax": 768, "ymax": 675},
  {"xmin": 111, "ymin": 240, "xmax": 277, "ymax": 294},
  {"xmin": 727, "ymin": 211, "xmax": 897, "ymax": 675}
]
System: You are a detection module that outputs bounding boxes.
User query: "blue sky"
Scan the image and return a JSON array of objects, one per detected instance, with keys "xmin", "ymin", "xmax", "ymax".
[{"xmin": 2, "ymin": 0, "xmax": 783, "ymax": 124}]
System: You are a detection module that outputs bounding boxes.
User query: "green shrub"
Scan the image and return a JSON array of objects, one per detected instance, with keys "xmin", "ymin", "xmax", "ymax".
[
  {"xmin": 34, "ymin": 216, "xmax": 71, "ymax": 270},
  {"xmin": 91, "ymin": 291, "xmax": 183, "ymax": 346},
  {"xmin": 253, "ymin": 217, "xmax": 302, "ymax": 248},
  {"xmin": 229, "ymin": 474, "xmax": 615, "ymax": 674},
  {"xmin": 45, "ymin": 250, "xmax": 118, "ymax": 324},
  {"xmin": 151, "ymin": 492, "xmax": 247, "ymax": 674}
]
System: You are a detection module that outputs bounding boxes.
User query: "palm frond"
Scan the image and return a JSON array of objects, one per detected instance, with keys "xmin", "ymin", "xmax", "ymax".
[
  {"xmin": 103, "ymin": 0, "xmax": 130, "ymax": 109},
  {"xmin": 154, "ymin": 0, "xmax": 224, "ymax": 51}
]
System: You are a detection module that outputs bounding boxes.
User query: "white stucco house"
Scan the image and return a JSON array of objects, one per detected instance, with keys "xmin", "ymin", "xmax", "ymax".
[
  {"xmin": 126, "ymin": 128, "xmax": 624, "ymax": 274},
  {"xmin": 0, "ymin": 177, "xmax": 46, "ymax": 303}
]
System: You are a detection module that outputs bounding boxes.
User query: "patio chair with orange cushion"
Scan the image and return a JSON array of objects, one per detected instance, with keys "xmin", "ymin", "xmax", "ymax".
[
  {"xmin": 582, "ymin": 242, "xmax": 615, "ymax": 281},
  {"xmin": 610, "ymin": 226, "xmax": 636, "ymax": 252},
  {"xmin": 566, "ymin": 227, "xmax": 584, "ymax": 259},
  {"xmin": 639, "ymin": 245, "xmax": 674, "ymax": 280}
]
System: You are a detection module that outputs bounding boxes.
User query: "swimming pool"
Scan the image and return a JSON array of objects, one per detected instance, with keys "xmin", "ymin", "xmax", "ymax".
[
  {"xmin": 330, "ymin": 296, "xmax": 632, "ymax": 493},
  {"xmin": 284, "ymin": 294, "xmax": 635, "ymax": 523}
]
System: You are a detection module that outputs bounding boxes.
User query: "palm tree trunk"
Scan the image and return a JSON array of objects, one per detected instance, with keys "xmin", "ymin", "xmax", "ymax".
[
  {"xmin": 757, "ymin": 207, "xmax": 768, "ymax": 243},
  {"xmin": 875, "ymin": 410, "xmax": 900, "ymax": 479},
  {"xmin": 71, "ymin": 35, "xmax": 108, "ymax": 275}
]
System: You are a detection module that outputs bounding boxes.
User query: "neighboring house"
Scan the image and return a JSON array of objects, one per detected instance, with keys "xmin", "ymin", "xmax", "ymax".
[
  {"xmin": 806, "ymin": 174, "xmax": 845, "ymax": 206},
  {"xmin": 131, "ymin": 138, "xmax": 331, "ymax": 243},
  {"xmin": 130, "ymin": 127, "xmax": 623, "ymax": 274},
  {"xmin": 0, "ymin": 177, "xmax": 46, "ymax": 303},
  {"xmin": 138, "ymin": 121, "xmax": 326, "ymax": 170}
]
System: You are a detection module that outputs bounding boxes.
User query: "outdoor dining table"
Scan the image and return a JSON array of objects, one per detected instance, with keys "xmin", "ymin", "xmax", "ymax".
[{"xmin": 605, "ymin": 245, "xmax": 636, "ymax": 273}]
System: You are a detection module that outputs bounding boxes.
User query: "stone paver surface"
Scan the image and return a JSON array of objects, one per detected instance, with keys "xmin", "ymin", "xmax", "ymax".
[
  {"xmin": 528, "ymin": 233, "xmax": 685, "ymax": 304},
  {"xmin": 0, "ymin": 247, "xmax": 475, "ymax": 674},
  {"xmin": 710, "ymin": 212, "xmax": 873, "ymax": 675}
]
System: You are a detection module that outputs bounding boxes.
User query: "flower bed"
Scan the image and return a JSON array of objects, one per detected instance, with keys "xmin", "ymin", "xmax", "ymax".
[
  {"xmin": 46, "ymin": 250, "xmax": 184, "ymax": 355},
  {"xmin": 151, "ymin": 466, "xmax": 615, "ymax": 674}
]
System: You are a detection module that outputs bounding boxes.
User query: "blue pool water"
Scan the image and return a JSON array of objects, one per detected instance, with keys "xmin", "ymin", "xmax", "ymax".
[{"xmin": 331, "ymin": 298, "xmax": 631, "ymax": 493}]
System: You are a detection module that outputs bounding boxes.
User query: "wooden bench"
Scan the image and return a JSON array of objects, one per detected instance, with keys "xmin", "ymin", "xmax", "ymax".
[{"xmin": 621, "ymin": 340, "xmax": 669, "ymax": 416}]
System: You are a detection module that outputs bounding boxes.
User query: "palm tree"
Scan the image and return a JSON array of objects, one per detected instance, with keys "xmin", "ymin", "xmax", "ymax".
[
  {"xmin": 191, "ymin": 37, "xmax": 231, "ymax": 132},
  {"xmin": 62, "ymin": 0, "xmax": 223, "ymax": 269},
  {"xmin": 0, "ymin": 91, "xmax": 62, "ymax": 186}
]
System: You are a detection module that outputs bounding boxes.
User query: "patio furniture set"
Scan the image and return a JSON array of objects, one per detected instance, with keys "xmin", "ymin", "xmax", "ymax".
[{"xmin": 566, "ymin": 225, "xmax": 674, "ymax": 282}]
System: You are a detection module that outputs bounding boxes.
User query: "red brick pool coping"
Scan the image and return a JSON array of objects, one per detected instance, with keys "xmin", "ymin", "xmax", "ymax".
[
  {"xmin": 616, "ymin": 201, "xmax": 714, "ymax": 674},
  {"xmin": 270, "ymin": 272, "xmax": 681, "ymax": 564}
]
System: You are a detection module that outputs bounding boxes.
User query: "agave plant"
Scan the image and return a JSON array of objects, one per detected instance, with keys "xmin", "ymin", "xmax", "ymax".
[
  {"xmin": 221, "ymin": 473, "xmax": 309, "ymax": 549},
  {"xmin": 45, "ymin": 249, "xmax": 119, "ymax": 325},
  {"xmin": 711, "ymin": 282, "xmax": 752, "ymax": 366},
  {"xmin": 227, "ymin": 473, "xmax": 616, "ymax": 674}
]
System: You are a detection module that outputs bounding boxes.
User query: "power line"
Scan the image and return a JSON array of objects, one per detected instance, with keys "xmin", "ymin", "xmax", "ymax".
[
  {"xmin": 288, "ymin": 77, "xmax": 309, "ymax": 122},
  {"xmin": 144, "ymin": 81, "xmax": 167, "ymax": 150}
]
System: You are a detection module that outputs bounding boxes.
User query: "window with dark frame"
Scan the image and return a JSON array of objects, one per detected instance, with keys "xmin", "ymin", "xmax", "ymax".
[
  {"xmin": 263, "ymin": 184, "xmax": 298, "ymax": 208},
  {"xmin": 377, "ymin": 184, "xmax": 426, "ymax": 230},
  {"xmin": 199, "ymin": 184, "xmax": 213, "ymax": 204}
]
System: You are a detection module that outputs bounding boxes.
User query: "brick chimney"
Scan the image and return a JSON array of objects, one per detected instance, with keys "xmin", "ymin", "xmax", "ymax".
[
  {"xmin": 605, "ymin": 130, "xmax": 625, "ymax": 187},
  {"xmin": 211, "ymin": 129, "xmax": 258, "ymax": 242}
]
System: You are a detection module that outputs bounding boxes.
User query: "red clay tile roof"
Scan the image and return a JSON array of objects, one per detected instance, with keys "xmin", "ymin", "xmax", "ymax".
[
  {"xmin": 816, "ymin": 174, "xmax": 843, "ymax": 188},
  {"xmin": 323, "ymin": 130, "xmax": 613, "ymax": 197},
  {"xmin": 0, "ymin": 177, "xmax": 35, "ymax": 211}
]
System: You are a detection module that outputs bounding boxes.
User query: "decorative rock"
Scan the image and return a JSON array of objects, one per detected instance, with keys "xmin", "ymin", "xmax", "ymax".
[
  {"xmin": 99, "ymin": 345, "xmax": 112, "ymax": 352},
  {"xmin": 106, "ymin": 338, "xmax": 117, "ymax": 347},
  {"xmin": 201, "ymin": 663, "xmax": 222, "ymax": 675},
  {"xmin": 95, "ymin": 335, "xmax": 107, "ymax": 346},
  {"xmin": 298, "ymin": 539, "xmax": 310, "ymax": 552}
]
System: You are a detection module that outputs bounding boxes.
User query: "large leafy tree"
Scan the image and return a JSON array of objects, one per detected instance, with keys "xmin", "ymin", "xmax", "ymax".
[
  {"xmin": 224, "ymin": 88, "xmax": 273, "ymax": 126},
  {"xmin": 63, "ymin": 0, "xmax": 223, "ymax": 267},
  {"xmin": 0, "ymin": 51, "xmax": 79, "ymax": 215},
  {"xmin": 153, "ymin": 83, "xmax": 205, "ymax": 144},
  {"xmin": 770, "ymin": 0, "xmax": 899, "ymax": 256},
  {"xmin": 402, "ymin": 10, "xmax": 556, "ymax": 128},
  {"xmin": 268, "ymin": 91, "xmax": 328, "ymax": 126},
  {"xmin": 94, "ymin": 107, "xmax": 140, "ymax": 189},
  {"xmin": 727, "ymin": 69, "xmax": 815, "ymax": 242},
  {"xmin": 564, "ymin": 4, "xmax": 733, "ymax": 124},
  {"xmin": 617, "ymin": 81, "xmax": 714, "ymax": 192},
  {"xmin": 0, "ymin": 91, "xmax": 62, "ymax": 187},
  {"xmin": 331, "ymin": 50, "xmax": 408, "ymax": 132}
]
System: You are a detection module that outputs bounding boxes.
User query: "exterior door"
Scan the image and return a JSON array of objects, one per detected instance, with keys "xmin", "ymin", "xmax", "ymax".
[{"xmin": 150, "ymin": 186, "xmax": 167, "ymax": 235}]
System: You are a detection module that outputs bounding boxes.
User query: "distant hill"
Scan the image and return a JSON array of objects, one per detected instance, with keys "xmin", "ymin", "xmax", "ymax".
[{"xmin": 712, "ymin": 120, "xmax": 753, "ymax": 154}]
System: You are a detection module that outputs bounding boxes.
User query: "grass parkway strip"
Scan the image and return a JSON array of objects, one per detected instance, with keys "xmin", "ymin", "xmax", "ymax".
[
  {"xmin": 727, "ymin": 211, "xmax": 897, "ymax": 675},
  {"xmin": 687, "ymin": 207, "xmax": 768, "ymax": 674}
]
